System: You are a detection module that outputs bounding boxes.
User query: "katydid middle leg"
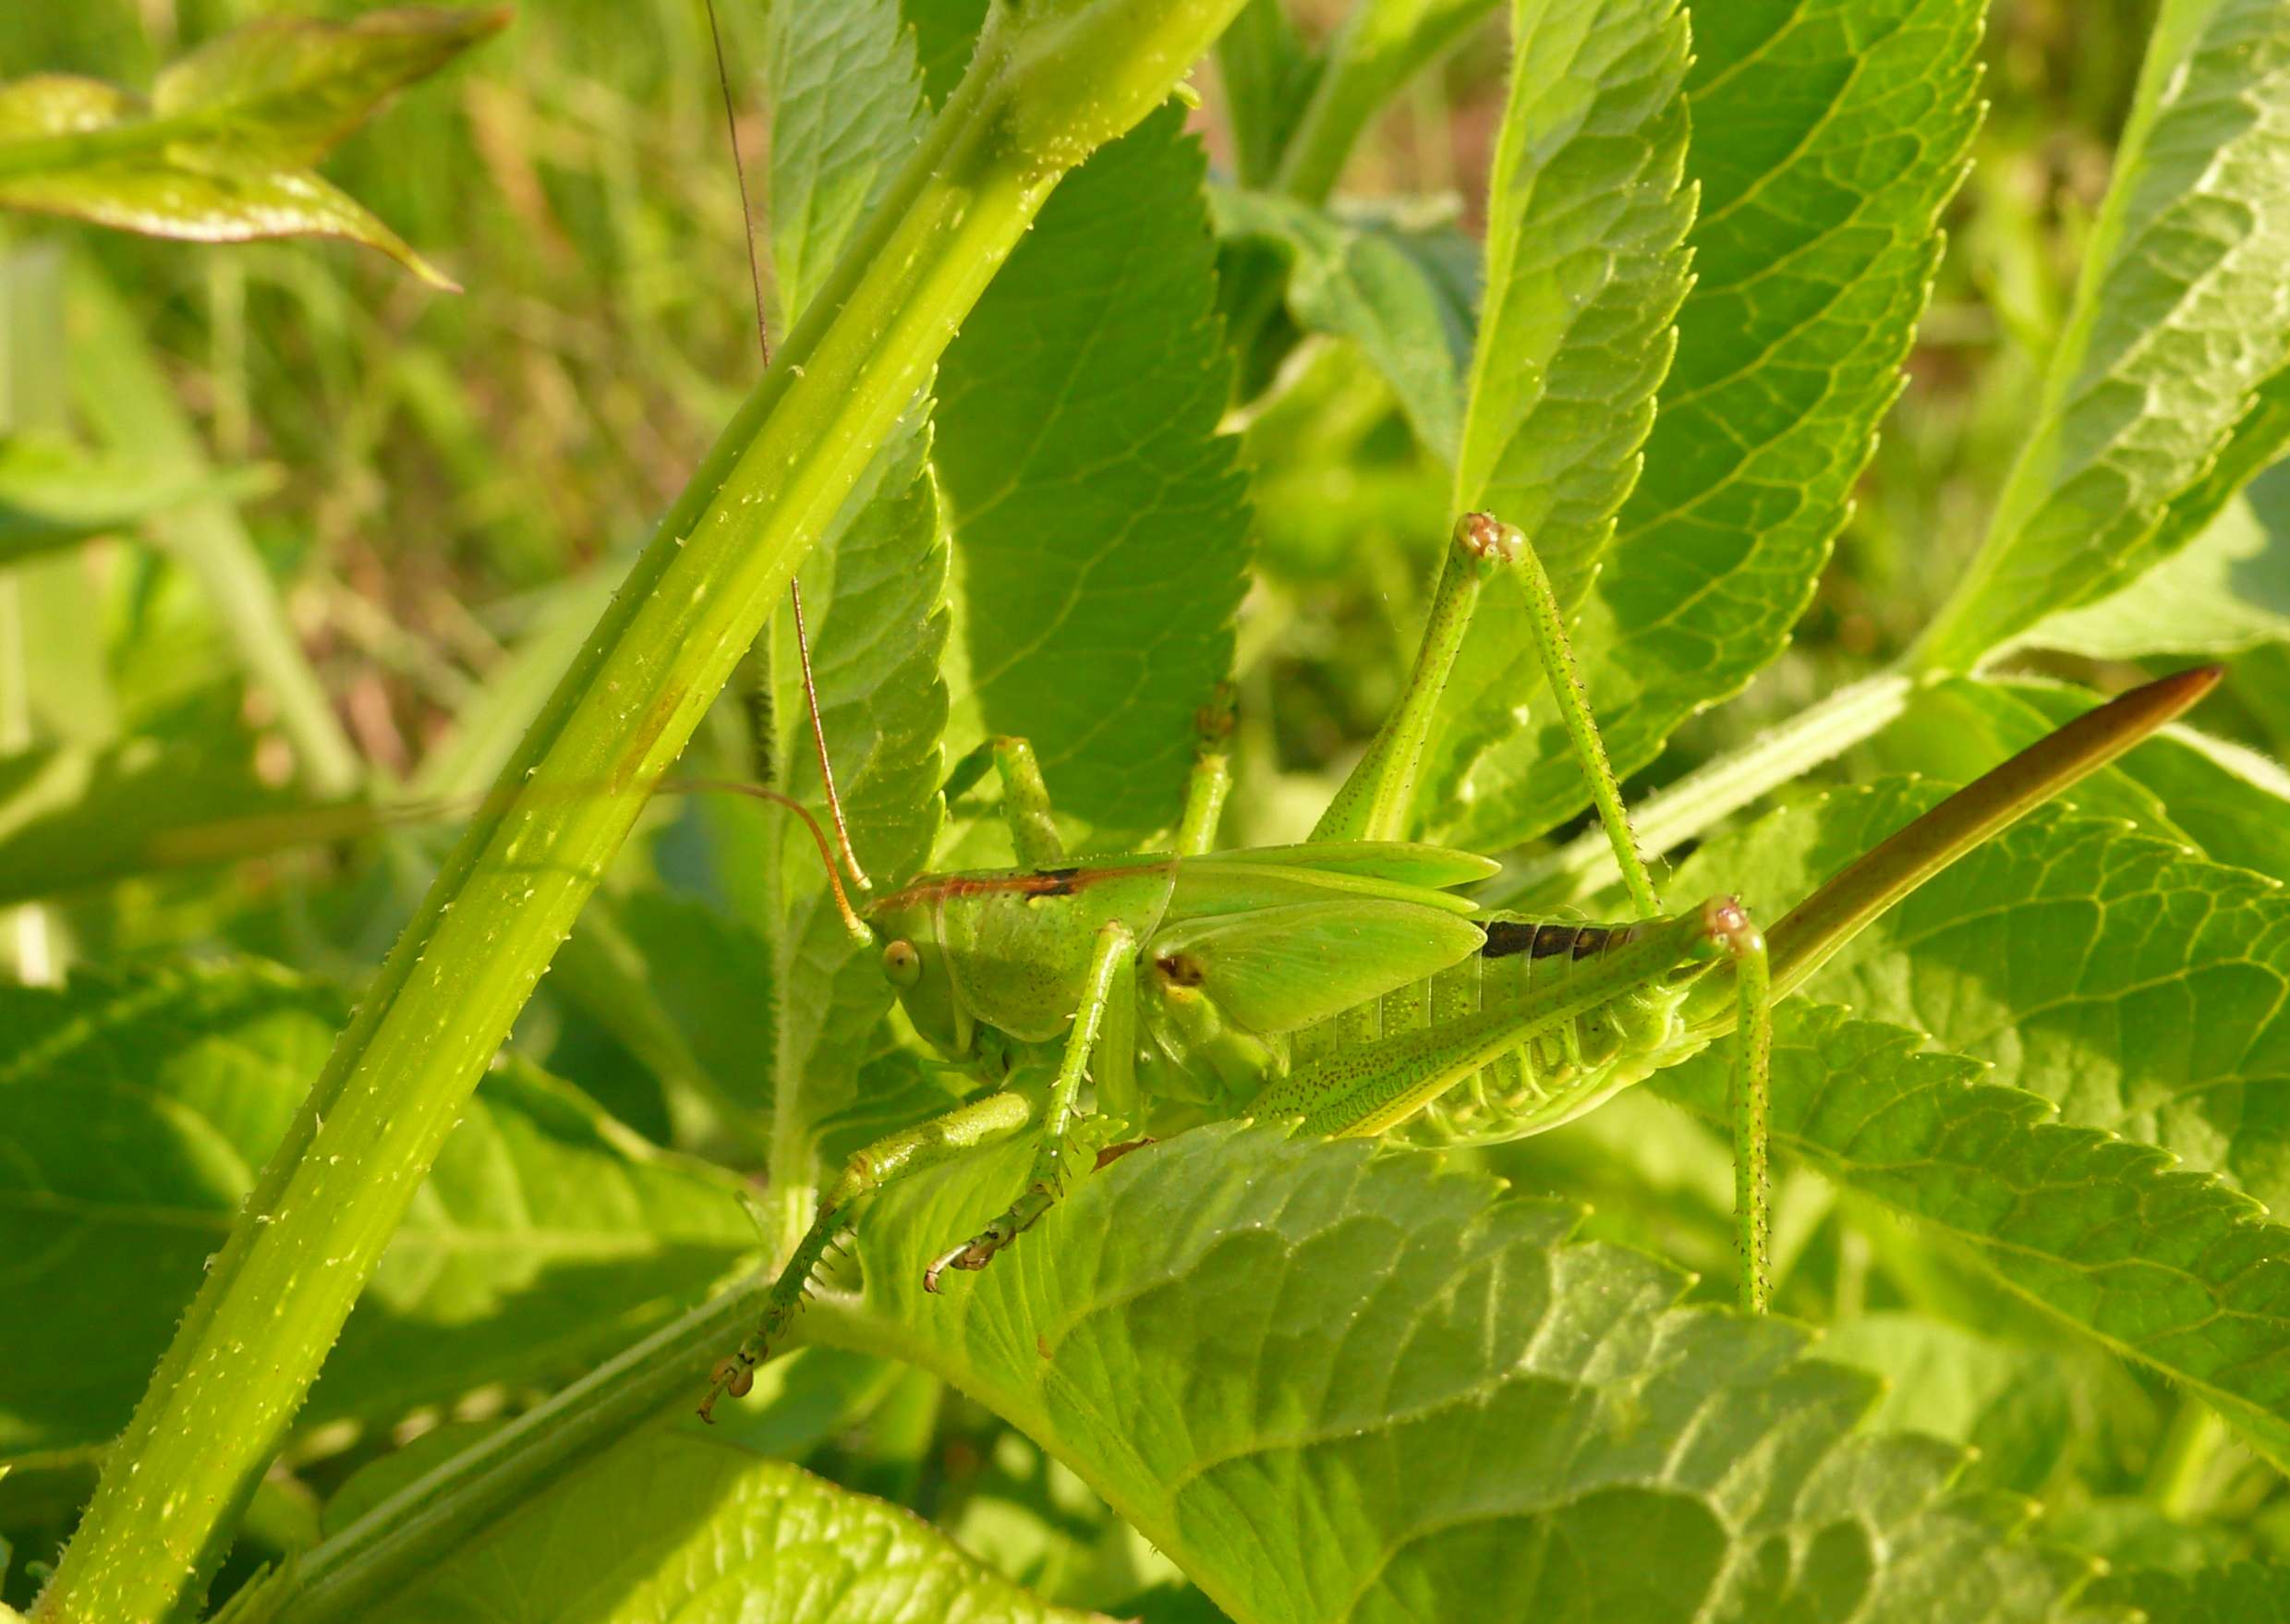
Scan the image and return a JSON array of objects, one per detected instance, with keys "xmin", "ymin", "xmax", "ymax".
[{"xmin": 927, "ymin": 918, "xmax": 1137, "ymax": 1288}]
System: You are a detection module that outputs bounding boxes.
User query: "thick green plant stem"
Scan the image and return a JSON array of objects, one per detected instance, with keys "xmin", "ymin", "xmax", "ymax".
[
  {"xmin": 31, "ymin": 6, "xmax": 1246, "ymax": 1618},
  {"xmin": 229, "ymin": 1276, "xmax": 778, "ymax": 1624}
]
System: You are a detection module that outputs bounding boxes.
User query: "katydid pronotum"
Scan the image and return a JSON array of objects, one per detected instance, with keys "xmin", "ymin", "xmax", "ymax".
[{"xmin": 695, "ymin": 506, "xmax": 2221, "ymax": 1420}]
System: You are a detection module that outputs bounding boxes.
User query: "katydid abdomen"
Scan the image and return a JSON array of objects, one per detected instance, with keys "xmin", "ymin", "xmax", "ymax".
[{"xmin": 1283, "ymin": 912, "xmax": 1715, "ymax": 1147}]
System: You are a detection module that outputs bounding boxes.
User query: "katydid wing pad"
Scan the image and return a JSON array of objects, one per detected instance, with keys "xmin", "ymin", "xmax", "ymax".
[{"xmin": 1145, "ymin": 900, "xmax": 1486, "ymax": 1035}]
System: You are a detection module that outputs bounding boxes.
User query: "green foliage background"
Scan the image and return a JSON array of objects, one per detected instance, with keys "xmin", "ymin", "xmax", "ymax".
[{"xmin": 7, "ymin": 0, "xmax": 2290, "ymax": 1620}]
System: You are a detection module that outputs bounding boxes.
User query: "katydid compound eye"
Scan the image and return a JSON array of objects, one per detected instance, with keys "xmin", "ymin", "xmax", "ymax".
[{"xmin": 882, "ymin": 939, "xmax": 922, "ymax": 987}]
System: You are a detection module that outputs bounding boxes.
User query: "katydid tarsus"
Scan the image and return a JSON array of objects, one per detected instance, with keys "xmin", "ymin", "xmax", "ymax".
[{"xmin": 693, "ymin": 507, "xmax": 2222, "ymax": 1419}]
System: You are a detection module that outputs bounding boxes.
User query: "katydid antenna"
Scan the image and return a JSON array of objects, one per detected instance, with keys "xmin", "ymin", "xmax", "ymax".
[{"xmin": 703, "ymin": 0, "xmax": 871, "ymax": 895}]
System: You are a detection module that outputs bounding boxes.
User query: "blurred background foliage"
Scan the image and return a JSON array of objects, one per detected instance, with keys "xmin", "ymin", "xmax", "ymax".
[{"xmin": 16, "ymin": 0, "xmax": 2290, "ymax": 1614}]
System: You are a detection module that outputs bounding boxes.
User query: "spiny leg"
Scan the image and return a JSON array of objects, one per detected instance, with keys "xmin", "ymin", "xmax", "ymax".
[
  {"xmin": 1702, "ymin": 897, "xmax": 1772, "ymax": 1315},
  {"xmin": 1508, "ymin": 527, "xmax": 1663, "ymax": 922},
  {"xmin": 699, "ymin": 1088, "xmax": 1038, "ymax": 1421},
  {"xmin": 926, "ymin": 919, "xmax": 1135, "ymax": 1289},
  {"xmin": 995, "ymin": 735, "xmax": 1065, "ymax": 868}
]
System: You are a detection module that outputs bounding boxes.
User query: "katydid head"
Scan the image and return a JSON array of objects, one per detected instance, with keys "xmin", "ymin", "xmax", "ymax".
[{"xmin": 866, "ymin": 891, "xmax": 972, "ymax": 1058}]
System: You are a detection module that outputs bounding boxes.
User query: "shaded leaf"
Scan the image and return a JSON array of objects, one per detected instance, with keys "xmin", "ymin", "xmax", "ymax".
[
  {"xmin": 1210, "ymin": 187, "xmax": 1476, "ymax": 459},
  {"xmin": 0, "ymin": 10, "xmax": 507, "ymax": 285},
  {"xmin": 901, "ymin": 0, "xmax": 992, "ymax": 107},
  {"xmin": 936, "ymin": 107, "xmax": 1252, "ymax": 838},
  {"xmin": 1658, "ymin": 1002, "xmax": 2290, "ymax": 1470},
  {"xmin": 359, "ymin": 1428, "xmax": 1098, "ymax": 1623},
  {"xmin": 770, "ymin": 419, "xmax": 950, "ymax": 1174},
  {"xmin": 764, "ymin": 0, "xmax": 927, "ymax": 333},
  {"xmin": 807, "ymin": 1121, "xmax": 2104, "ymax": 1624},
  {"xmin": 0, "ymin": 963, "xmax": 757, "ymax": 1463},
  {"xmin": 1429, "ymin": 0, "xmax": 1984, "ymax": 848},
  {"xmin": 1817, "ymin": 1313, "xmax": 2113, "ymax": 1498},
  {"xmin": 1214, "ymin": 0, "xmax": 1319, "ymax": 188},
  {"xmin": 2086, "ymin": 1563, "xmax": 2290, "ymax": 1622},
  {"xmin": 1920, "ymin": 0, "xmax": 2290, "ymax": 665}
]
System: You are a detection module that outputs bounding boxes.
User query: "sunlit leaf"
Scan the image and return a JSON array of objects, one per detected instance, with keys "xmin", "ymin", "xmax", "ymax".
[
  {"xmin": 1428, "ymin": 0, "xmax": 1984, "ymax": 848},
  {"xmin": 359, "ymin": 1429, "xmax": 1098, "ymax": 1623},
  {"xmin": 1871, "ymin": 676, "xmax": 2290, "ymax": 883},
  {"xmin": 1674, "ymin": 778, "xmax": 2290, "ymax": 1212},
  {"xmin": 764, "ymin": 0, "xmax": 927, "ymax": 332},
  {"xmin": 1659, "ymin": 1001, "xmax": 2290, "ymax": 1469},
  {"xmin": 0, "ymin": 9, "xmax": 507, "ymax": 285},
  {"xmin": 1920, "ymin": 0, "xmax": 2290, "ymax": 664},
  {"xmin": 2021, "ymin": 446, "xmax": 2290, "ymax": 660},
  {"xmin": 806, "ymin": 1122, "xmax": 2103, "ymax": 1624}
]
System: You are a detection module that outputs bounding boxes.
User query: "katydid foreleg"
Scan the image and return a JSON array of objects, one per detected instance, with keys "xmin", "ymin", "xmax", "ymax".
[{"xmin": 698, "ymin": 1086, "xmax": 1040, "ymax": 1421}]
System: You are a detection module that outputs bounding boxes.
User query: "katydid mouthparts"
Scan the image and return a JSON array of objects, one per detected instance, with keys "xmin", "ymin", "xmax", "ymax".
[{"xmin": 695, "ymin": 508, "xmax": 2223, "ymax": 1421}]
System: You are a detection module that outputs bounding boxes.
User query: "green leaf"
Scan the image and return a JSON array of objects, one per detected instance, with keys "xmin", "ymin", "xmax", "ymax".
[
  {"xmin": 0, "ymin": 963, "xmax": 757, "ymax": 1464},
  {"xmin": 1209, "ymin": 188, "xmax": 1476, "ymax": 460},
  {"xmin": 0, "ymin": 736, "xmax": 306, "ymax": 907},
  {"xmin": 1213, "ymin": 0, "xmax": 1319, "ymax": 188},
  {"xmin": 2086, "ymin": 1564, "xmax": 2290, "ymax": 1622},
  {"xmin": 0, "ymin": 10, "xmax": 508, "ymax": 286},
  {"xmin": 770, "ymin": 419, "xmax": 950, "ymax": 1181},
  {"xmin": 1920, "ymin": 0, "xmax": 2290, "ymax": 666},
  {"xmin": 1672, "ymin": 783, "xmax": 2290, "ymax": 1216},
  {"xmin": 2021, "ymin": 444, "xmax": 2290, "ymax": 660},
  {"xmin": 358, "ymin": 1428, "xmax": 1097, "ymax": 1624},
  {"xmin": 1453, "ymin": 0, "xmax": 1691, "ymax": 615},
  {"xmin": 936, "ymin": 106, "xmax": 1253, "ymax": 838},
  {"xmin": 1870, "ymin": 676, "xmax": 2290, "ymax": 883},
  {"xmin": 1428, "ymin": 0, "xmax": 1984, "ymax": 849},
  {"xmin": 1816, "ymin": 1314, "xmax": 2115, "ymax": 1497},
  {"xmin": 0, "ymin": 430, "xmax": 274, "ymax": 563},
  {"xmin": 901, "ymin": 0, "xmax": 993, "ymax": 107},
  {"xmin": 1657, "ymin": 1001, "xmax": 2290, "ymax": 1470},
  {"xmin": 764, "ymin": 0, "xmax": 928, "ymax": 333},
  {"xmin": 807, "ymin": 1122, "xmax": 2102, "ymax": 1624}
]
